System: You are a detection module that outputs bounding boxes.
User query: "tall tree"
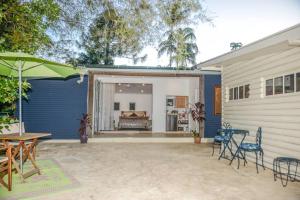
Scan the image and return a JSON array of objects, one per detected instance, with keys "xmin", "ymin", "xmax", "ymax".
[
  {"xmin": 77, "ymin": 7, "xmax": 147, "ymax": 65},
  {"xmin": 156, "ymin": 0, "xmax": 211, "ymax": 67},
  {"xmin": 70, "ymin": 1, "xmax": 153, "ymax": 65},
  {"xmin": 158, "ymin": 27, "xmax": 198, "ymax": 68},
  {"xmin": 0, "ymin": 0, "xmax": 60, "ymax": 54}
]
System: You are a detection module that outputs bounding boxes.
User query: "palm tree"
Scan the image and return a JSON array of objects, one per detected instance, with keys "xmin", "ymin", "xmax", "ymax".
[
  {"xmin": 158, "ymin": 30, "xmax": 177, "ymax": 67},
  {"xmin": 230, "ymin": 42, "xmax": 243, "ymax": 50},
  {"xmin": 158, "ymin": 27, "xmax": 198, "ymax": 68}
]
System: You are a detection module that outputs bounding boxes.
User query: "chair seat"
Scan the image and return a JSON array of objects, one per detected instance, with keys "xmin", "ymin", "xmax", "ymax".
[
  {"xmin": 214, "ymin": 135, "xmax": 224, "ymax": 142},
  {"xmin": 214, "ymin": 135, "xmax": 230, "ymax": 142},
  {"xmin": 240, "ymin": 143, "xmax": 260, "ymax": 151}
]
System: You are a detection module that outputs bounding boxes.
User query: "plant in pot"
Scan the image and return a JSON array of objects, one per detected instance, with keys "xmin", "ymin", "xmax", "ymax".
[
  {"xmin": 190, "ymin": 102, "xmax": 205, "ymax": 144},
  {"xmin": 78, "ymin": 114, "xmax": 91, "ymax": 144},
  {"xmin": 0, "ymin": 76, "xmax": 31, "ymax": 134}
]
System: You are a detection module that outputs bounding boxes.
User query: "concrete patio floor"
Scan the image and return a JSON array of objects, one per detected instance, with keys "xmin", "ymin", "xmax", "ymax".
[{"xmin": 33, "ymin": 143, "xmax": 299, "ymax": 200}]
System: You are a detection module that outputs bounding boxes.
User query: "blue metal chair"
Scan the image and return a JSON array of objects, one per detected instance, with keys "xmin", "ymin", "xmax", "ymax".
[
  {"xmin": 237, "ymin": 127, "xmax": 265, "ymax": 173},
  {"xmin": 212, "ymin": 122, "xmax": 232, "ymax": 156}
]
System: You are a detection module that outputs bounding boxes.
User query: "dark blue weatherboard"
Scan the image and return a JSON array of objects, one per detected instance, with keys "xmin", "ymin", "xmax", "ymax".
[
  {"xmin": 204, "ymin": 75, "xmax": 221, "ymax": 138},
  {"xmin": 19, "ymin": 76, "xmax": 88, "ymax": 139}
]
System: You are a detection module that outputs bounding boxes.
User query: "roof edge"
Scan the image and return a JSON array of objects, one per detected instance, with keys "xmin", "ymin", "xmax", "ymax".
[{"xmin": 198, "ymin": 23, "xmax": 300, "ymax": 67}]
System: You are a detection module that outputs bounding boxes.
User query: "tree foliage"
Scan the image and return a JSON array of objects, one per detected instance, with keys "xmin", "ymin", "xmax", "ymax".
[
  {"xmin": 230, "ymin": 42, "xmax": 243, "ymax": 50},
  {"xmin": 157, "ymin": 0, "xmax": 210, "ymax": 68},
  {"xmin": 158, "ymin": 27, "xmax": 198, "ymax": 68},
  {"xmin": 73, "ymin": 0, "xmax": 153, "ymax": 65},
  {"xmin": 77, "ymin": 6, "xmax": 148, "ymax": 65},
  {"xmin": 0, "ymin": 0, "xmax": 60, "ymax": 54},
  {"xmin": 0, "ymin": 0, "xmax": 211, "ymax": 65},
  {"xmin": 157, "ymin": 0, "xmax": 211, "ymax": 30},
  {"xmin": 71, "ymin": 0, "xmax": 210, "ymax": 65},
  {"xmin": 0, "ymin": 76, "xmax": 31, "ymax": 114}
]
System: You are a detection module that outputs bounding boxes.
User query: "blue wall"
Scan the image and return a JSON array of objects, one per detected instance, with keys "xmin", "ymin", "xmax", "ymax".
[
  {"xmin": 204, "ymin": 75, "xmax": 221, "ymax": 138},
  {"xmin": 21, "ymin": 76, "xmax": 88, "ymax": 139},
  {"xmin": 19, "ymin": 74, "xmax": 219, "ymax": 139}
]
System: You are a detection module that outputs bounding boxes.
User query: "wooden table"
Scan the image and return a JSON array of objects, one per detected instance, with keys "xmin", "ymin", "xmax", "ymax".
[{"xmin": 0, "ymin": 133, "xmax": 51, "ymax": 182}]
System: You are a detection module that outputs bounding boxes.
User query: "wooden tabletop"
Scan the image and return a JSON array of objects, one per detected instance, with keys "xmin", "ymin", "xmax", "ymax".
[{"xmin": 0, "ymin": 133, "xmax": 51, "ymax": 141}]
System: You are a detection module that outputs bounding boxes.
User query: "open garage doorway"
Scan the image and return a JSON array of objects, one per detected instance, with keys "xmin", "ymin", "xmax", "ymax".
[{"xmin": 94, "ymin": 81, "xmax": 153, "ymax": 134}]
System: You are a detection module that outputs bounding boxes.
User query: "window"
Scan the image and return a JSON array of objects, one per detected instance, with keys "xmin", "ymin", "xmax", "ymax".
[
  {"xmin": 214, "ymin": 86, "xmax": 221, "ymax": 115},
  {"xmin": 229, "ymin": 84, "xmax": 250, "ymax": 101},
  {"xmin": 297, "ymin": 73, "xmax": 300, "ymax": 92},
  {"xmin": 239, "ymin": 86, "xmax": 244, "ymax": 99},
  {"xmin": 114, "ymin": 102, "xmax": 120, "ymax": 111},
  {"xmin": 229, "ymin": 88, "xmax": 233, "ymax": 100},
  {"xmin": 129, "ymin": 102, "xmax": 136, "ymax": 111},
  {"xmin": 274, "ymin": 76, "xmax": 283, "ymax": 95},
  {"xmin": 284, "ymin": 74, "xmax": 294, "ymax": 93},
  {"xmin": 234, "ymin": 87, "xmax": 238, "ymax": 100},
  {"xmin": 266, "ymin": 79, "xmax": 273, "ymax": 96},
  {"xmin": 245, "ymin": 84, "xmax": 250, "ymax": 98}
]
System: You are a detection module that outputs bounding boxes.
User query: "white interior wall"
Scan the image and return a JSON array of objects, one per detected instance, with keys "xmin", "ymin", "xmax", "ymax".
[
  {"xmin": 114, "ymin": 93, "xmax": 152, "ymax": 126},
  {"xmin": 94, "ymin": 75, "xmax": 199, "ymax": 132}
]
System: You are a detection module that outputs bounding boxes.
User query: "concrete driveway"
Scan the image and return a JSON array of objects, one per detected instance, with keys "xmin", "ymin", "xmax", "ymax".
[{"xmin": 34, "ymin": 143, "xmax": 299, "ymax": 200}]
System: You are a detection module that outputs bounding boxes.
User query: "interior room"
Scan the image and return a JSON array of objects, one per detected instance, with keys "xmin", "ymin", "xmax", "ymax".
[
  {"xmin": 92, "ymin": 75, "xmax": 201, "ymax": 135},
  {"xmin": 94, "ymin": 82, "xmax": 153, "ymax": 132}
]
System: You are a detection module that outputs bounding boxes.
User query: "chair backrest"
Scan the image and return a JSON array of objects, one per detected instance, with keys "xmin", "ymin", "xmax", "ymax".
[
  {"xmin": 221, "ymin": 122, "xmax": 232, "ymax": 137},
  {"xmin": 223, "ymin": 122, "xmax": 232, "ymax": 129},
  {"xmin": 256, "ymin": 127, "xmax": 262, "ymax": 146}
]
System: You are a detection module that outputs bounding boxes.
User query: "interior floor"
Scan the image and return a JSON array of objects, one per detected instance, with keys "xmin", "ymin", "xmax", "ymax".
[{"xmin": 94, "ymin": 131, "xmax": 192, "ymax": 138}]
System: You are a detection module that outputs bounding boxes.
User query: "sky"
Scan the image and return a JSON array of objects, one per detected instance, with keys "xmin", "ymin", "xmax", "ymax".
[{"xmin": 115, "ymin": 0, "xmax": 300, "ymax": 67}]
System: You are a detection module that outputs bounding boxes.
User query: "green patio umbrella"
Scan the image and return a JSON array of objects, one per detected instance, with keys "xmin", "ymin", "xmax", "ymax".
[{"xmin": 0, "ymin": 51, "xmax": 80, "ymax": 171}]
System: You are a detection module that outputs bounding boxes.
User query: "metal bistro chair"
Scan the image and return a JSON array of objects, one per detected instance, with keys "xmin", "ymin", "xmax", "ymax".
[
  {"xmin": 237, "ymin": 127, "xmax": 265, "ymax": 173},
  {"xmin": 212, "ymin": 122, "xmax": 232, "ymax": 156}
]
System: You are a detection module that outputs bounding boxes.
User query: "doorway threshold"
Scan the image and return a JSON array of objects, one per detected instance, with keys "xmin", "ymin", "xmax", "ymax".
[{"xmin": 94, "ymin": 131, "xmax": 192, "ymax": 138}]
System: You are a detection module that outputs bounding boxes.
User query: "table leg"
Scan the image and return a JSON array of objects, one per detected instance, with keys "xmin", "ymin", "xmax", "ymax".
[
  {"xmin": 21, "ymin": 140, "xmax": 41, "ymax": 177},
  {"xmin": 229, "ymin": 134, "xmax": 247, "ymax": 166},
  {"xmin": 10, "ymin": 143, "xmax": 25, "ymax": 182},
  {"xmin": 218, "ymin": 140, "xmax": 229, "ymax": 160}
]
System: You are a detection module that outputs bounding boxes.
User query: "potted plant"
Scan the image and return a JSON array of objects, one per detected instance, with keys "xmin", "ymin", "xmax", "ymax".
[
  {"xmin": 78, "ymin": 114, "xmax": 91, "ymax": 144},
  {"xmin": 190, "ymin": 102, "xmax": 205, "ymax": 144}
]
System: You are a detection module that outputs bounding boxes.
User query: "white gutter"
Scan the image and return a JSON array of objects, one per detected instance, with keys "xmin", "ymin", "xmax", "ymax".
[{"xmin": 199, "ymin": 23, "xmax": 300, "ymax": 68}]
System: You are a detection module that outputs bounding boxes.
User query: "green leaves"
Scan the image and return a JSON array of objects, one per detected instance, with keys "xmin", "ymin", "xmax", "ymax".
[
  {"xmin": 0, "ymin": 76, "xmax": 31, "ymax": 113},
  {"xmin": 0, "ymin": 0, "xmax": 60, "ymax": 54},
  {"xmin": 158, "ymin": 27, "xmax": 198, "ymax": 68},
  {"xmin": 77, "ymin": 5, "xmax": 149, "ymax": 65},
  {"xmin": 0, "ymin": 76, "xmax": 30, "ymax": 133}
]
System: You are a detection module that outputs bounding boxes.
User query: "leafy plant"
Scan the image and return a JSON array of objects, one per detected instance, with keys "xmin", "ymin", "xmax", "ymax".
[
  {"xmin": 0, "ymin": 0, "xmax": 60, "ymax": 54},
  {"xmin": 0, "ymin": 115, "xmax": 18, "ymax": 134},
  {"xmin": 78, "ymin": 114, "xmax": 91, "ymax": 143},
  {"xmin": 0, "ymin": 76, "xmax": 31, "ymax": 134},
  {"xmin": 0, "ymin": 76, "xmax": 31, "ymax": 114},
  {"xmin": 190, "ymin": 102, "xmax": 205, "ymax": 137}
]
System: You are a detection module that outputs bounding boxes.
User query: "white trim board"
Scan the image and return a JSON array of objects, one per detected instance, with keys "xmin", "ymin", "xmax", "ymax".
[{"xmin": 41, "ymin": 137, "xmax": 214, "ymax": 144}]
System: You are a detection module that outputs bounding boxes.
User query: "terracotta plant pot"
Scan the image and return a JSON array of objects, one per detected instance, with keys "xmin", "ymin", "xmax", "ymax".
[{"xmin": 194, "ymin": 136, "xmax": 201, "ymax": 144}]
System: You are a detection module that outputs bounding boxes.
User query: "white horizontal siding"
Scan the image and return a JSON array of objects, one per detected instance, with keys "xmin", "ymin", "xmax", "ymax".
[{"xmin": 222, "ymin": 46, "xmax": 300, "ymax": 169}]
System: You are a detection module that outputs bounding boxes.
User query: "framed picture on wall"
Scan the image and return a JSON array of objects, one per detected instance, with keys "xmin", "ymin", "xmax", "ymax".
[
  {"xmin": 129, "ymin": 102, "xmax": 136, "ymax": 111},
  {"xmin": 166, "ymin": 98, "xmax": 174, "ymax": 106},
  {"xmin": 114, "ymin": 102, "xmax": 120, "ymax": 111},
  {"xmin": 214, "ymin": 85, "xmax": 221, "ymax": 115}
]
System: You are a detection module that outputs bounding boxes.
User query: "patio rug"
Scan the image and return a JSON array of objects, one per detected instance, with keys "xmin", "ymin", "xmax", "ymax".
[{"xmin": 0, "ymin": 159, "xmax": 79, "ymax": 200}]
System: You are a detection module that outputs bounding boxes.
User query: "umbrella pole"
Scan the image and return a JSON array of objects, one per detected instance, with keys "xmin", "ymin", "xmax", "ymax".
[{"xmin": 18, "ymin": 61, "xmax": 23, "ymax": 173}]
